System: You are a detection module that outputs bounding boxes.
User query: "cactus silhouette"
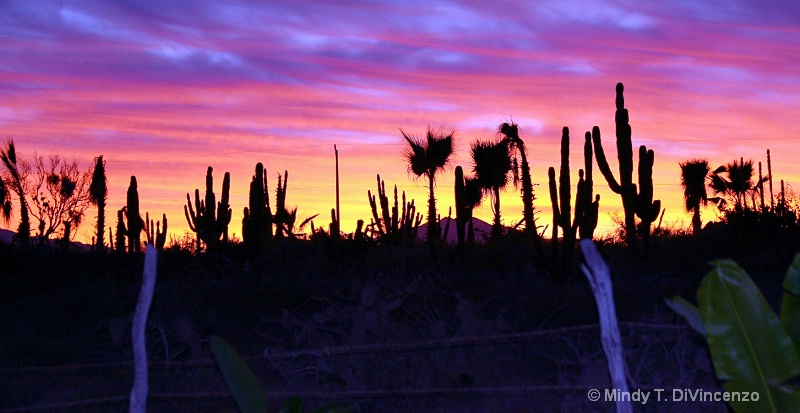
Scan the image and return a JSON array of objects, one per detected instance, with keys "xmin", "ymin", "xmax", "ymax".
[
  {"xmin": 145, "ymin": 212, "xmax": 168, "ymax": 250},
  {"xmin": 242, "ymin": 162, "xmax": 273, "ymax": 257},
  {"xmin": 272, "ymin": 170, "xmax": 295, "ymax": 239},
  {"xmin": 329, "ymin": 208, "xmax": 340, "ymax": 241},
  {"xmin": 89, "ymin": 155, "xmax": 107, "ymax": 253},
  {"xmin": 115, "ymin": 207, "xmax": 126, "ymax": 253},
  {"xmin": 592, "ymin": 83, "xmax": 660, "ymax": 251},
  {"xmin": 455, "ymin": 166, "xmax": 467, "ymax": 256},
  {"xmin": 548, "ymin": 128, "xmax": 573, "ymax": 262},
  {"xmin": 549, "ymin": 128, "xmax": 600, "ymax": 273},
  {"xmin": 368, "ymin": 174, "xmax": 422, "ymax": 245},
  {"xmin": 635, "ymin": 145, "xmax": 661, "ymax": 252},
  {"xmin": 575, "ymin": 131, "xmax": 600, "ymax": 240},
  {"xmin": 758, "ymin": 161, "xmax": 765, "ymax": 210},
  {"xmin": 768, "ymin": 149, "xmax": 775, "ymax": 211},
  {"xmin": 184, "ymin": 166, "xmax": 231, "ymax": 254},
  {"xmin": 125, "ymin": 176, "xmax": 144, "ymax": 253}
]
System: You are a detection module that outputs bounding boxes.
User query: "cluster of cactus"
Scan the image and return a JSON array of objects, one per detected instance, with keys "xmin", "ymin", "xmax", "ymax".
[
  {"xmin": 327, "ymin": 208, "xmax": 340, "ymax": 241},
  {"xmin": 367, "ymin": 174, "xmax": 422, "ymax": 244},
  {"xmin": 184, "ymin": 166, "xmax": 231, "ymax": 254},
  {"xmin": 592, "ymin": 83, "xmax": 660, "ymax": 252},
  {"xmin": 548, "ymin": 127, "xmax": 599, "ymax": 269},
  {"xmin": 144, "ymin": 212, "xmax": 168, "ymax": 250},
  {"xmin": 242, "ymin": 163, "xmax": 304, "ymax": 257},
  {"xmin": 272, "ymin": 170, "xmax": 296, "ymax": 239},
  {"xmin": 111, "ymin": 176, "xmax": 145, "ymax": 253},
  {"xmin": 576, "ymin": 131, "xmax": 600, "ymax": 239},
  {"xmin": 242, "ymin": 162, "xmax": 274, "ymax": 257}
]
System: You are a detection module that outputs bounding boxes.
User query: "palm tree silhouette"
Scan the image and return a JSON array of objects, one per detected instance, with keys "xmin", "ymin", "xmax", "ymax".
[
  {"xmin": 401, "ymin": 127, "xmax": 454, "ymax": 258},
  {"xmin": 0, "ymin": 139, "xmax": 30, "ymax": 246},
  {"xmin": 499, "ymin": 121, "xmax": 544, "ymax": 256},
  {"xmin": 498, "ymin": 122, "xmax": 534, "ymax": 231},
  {"xmin": 679, "ymin": 159, "xmax": 710, "ymax": 235},
  {"xmin": 710, "ymin": 158, "xmax": 757, "ymax": 213},
  {"xmin": 0, "ymin": 178, "xmax": 11, "ymax": 225},
  {"xmin": 471, "ymin": 139, "xmax": 512, "ymax": 238}
]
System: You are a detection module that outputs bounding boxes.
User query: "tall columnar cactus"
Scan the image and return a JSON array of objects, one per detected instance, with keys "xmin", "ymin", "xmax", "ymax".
[
  {"xmin": 242, "ymin": 162, "xmax": 274, "ymax": 257},
  {"xmin": 273, "ymin": 170, "xmax": 292, "ymax": 239},
  {"xmin": 115, "ymin": 207, "xmax": 127, "ymax": 253},
  {"xmin": 549, "ymin": 128, "xmax": 601, "ymax": 272},
  {"xmin": 368, "ymin": 174, "xmax": 422, "ymax": 245},
  {"xmin": 548, "ymin": 127, "xmax": 576, "ymax": 265},
  {"xmin": 125, "ymin": 176, "xmax": 144, "ymax": 253},
  {"xmin": 329, "ymin": 208, "xmax": 340, "ymax": 241},
  {"xmin": 768, "ymin": 149, "xmax": 774, "ymax": 211},
  {"xmin": 145, "ymin": 212, "xmax": 168, "ymax": 250},
  {"xmin": 368, "ymin": 174, "xmax": 394, "ymax": 236},
  {"xmin": 575, "ymin": 132, "xmax": 600, "ymax": 239},
  {"xmin": 184, "ymin": 166, "xmax": 231, "ymax": 254},
  {"xmin": 758, "ymin": 161, "xmax": 765, "ymax": 210},
  {"xmin": 455, "ymin": 166, "xmax": 467, "ymax": 257},
  {"xmin": 635, "ymin": 145, "xmax": 661, "ymax": 252},
  {"xmin": 592, "ymin": 82, "xmax": 660, "ymax": 251}
]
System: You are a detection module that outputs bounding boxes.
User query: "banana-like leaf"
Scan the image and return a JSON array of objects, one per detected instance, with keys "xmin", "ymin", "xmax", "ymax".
[
  {"xmin": 781, "ymin": 254, "xmax": 800, "ymax": 354},
  {"xmin": 665, "ymin": 296, "xmax": 706, "ymax": 336},
  {"xmin": 211, "ymin": 335, "xmax": 268, "ymax": 413},
  {"xmin": 698, "ymin": 260, "xmax": 800, "ymax": 411}
]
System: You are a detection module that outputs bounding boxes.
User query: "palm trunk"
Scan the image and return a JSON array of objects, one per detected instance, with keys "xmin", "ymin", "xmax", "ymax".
[
  {"xmin": 519, "ymin": 149, "xmax": 544, "ymax": 257},
  {"xmin": 427, "ymin": 172, "xmax": 437, "ymax": 260},
  {"xmin": 492, "ymin": 186, "xmax": 502, "ymax": 238},
  {"xmin": 692, "ymin": 206, "xmax": 701, "ymax": 235},
  {"xmin": 96, "ymin": 201, "xmax": 105, "ymax": 252},
  {"xmin": 16, "ymin": 183, "xmax": 30, "ymax": 247}
]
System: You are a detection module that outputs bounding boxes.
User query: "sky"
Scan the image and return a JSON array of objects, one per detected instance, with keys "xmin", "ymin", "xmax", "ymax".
[{"xmin": 1, "ymin": 0, "xmax": 799, "ymax": 244}]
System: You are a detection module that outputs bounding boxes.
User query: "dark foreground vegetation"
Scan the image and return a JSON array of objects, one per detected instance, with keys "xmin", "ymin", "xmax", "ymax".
[{"xmin": 1, "ymin": 209, "xmax": 798, "ymax": 412}]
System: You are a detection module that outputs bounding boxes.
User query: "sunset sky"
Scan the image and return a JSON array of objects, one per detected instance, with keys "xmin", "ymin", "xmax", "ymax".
[{"xmin": 1, "ymin": 1, "xmax": 799, "ymax": 244}]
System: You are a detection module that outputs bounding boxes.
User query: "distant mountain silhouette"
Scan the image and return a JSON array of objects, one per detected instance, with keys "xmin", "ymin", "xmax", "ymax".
[
  {"xmin": 417, "ymin": 217, "xmax": 494, "ymax": 243},
  {"xmin": 0, "ymin": 228, "xmax": 92, "ymax": 251}
]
